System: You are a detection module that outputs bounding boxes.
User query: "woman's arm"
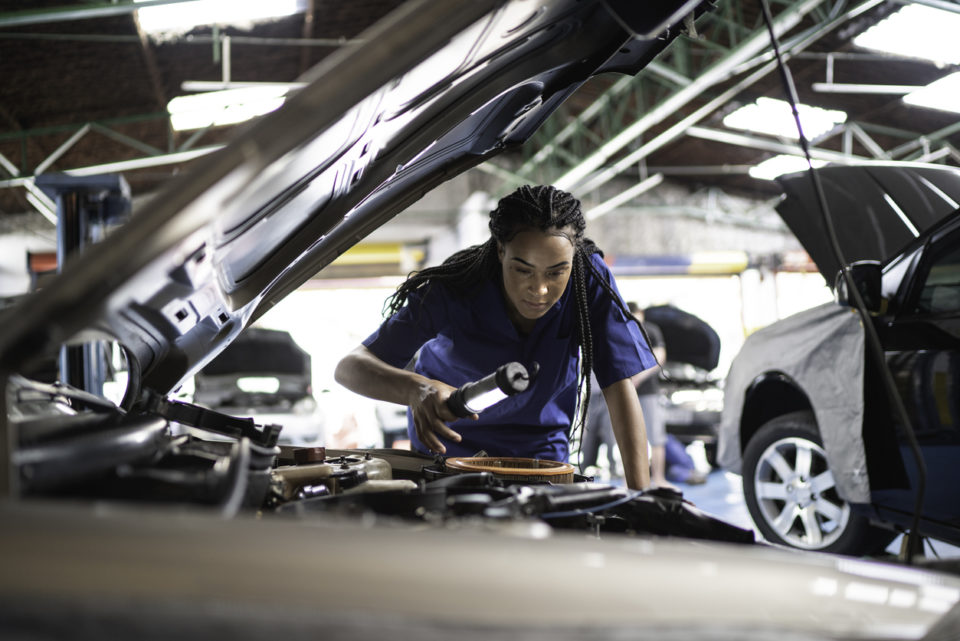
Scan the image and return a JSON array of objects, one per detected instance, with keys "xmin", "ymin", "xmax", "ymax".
[
  {"xmin": 334, "ymin": 345, "xmax": 471, "ymax": 453},
  {"xmin": 601, "ymin": 377, "xmax": 651, "ymax": 490},
  {"xmin": 629, "ymin": 345, "xmax": 666, "ymax": 387}
]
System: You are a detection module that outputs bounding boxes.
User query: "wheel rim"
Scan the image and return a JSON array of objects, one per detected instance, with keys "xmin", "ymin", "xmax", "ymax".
[{"xmin": 752, "ymin": 436, "xmax": 850, "ymax": 550}]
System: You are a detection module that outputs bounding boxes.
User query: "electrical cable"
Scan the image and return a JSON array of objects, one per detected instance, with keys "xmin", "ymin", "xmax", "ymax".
[
  {"xmin": 757, "ymin": 0, "xmax": 927, "ymax": 565},
  {"xmin": 540, "ymin": 488, "xmax": 645, "ymax": 519}
]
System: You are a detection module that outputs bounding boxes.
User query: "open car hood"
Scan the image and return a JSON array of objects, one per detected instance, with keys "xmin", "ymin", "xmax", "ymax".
[
  {"xmin": 0, "ymin": 0, "xmax": 707, "ymax": 399},
  {"xmin": 775, "ymin": 163, "xmax": 960, "ymax": 284},
  {"xmin": 643, "ymin": 304, "xmax": 720, "ymax": 372}
]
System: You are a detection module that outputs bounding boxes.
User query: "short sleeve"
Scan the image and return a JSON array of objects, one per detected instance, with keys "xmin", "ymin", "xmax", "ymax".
[
  {"xmin": 362, "ymin": 286, "xmax": 449, "ymax": 369},
  {"xmin": 585, "ymin": 254, "xmax": 657, "ymax": 388}
]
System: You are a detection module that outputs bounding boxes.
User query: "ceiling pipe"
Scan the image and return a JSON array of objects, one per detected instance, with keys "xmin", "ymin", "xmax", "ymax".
[
  {"xmin": 0, "ymin": 146, "xmax": 223, "ymax": 189},
  {"xmin": 585, "ymin": 173, "xmax": 663, "ymax": 220},
  {"xmin": 811, "ymin": 82, "xmax": 917, "ymax": 93},
  {"xmin": 63, "ymin": 146, "xmax": 223, "ymax": 176},
  {"xmin": 685, "ymin": 125, "xmax": 868, "ymax": 163}
]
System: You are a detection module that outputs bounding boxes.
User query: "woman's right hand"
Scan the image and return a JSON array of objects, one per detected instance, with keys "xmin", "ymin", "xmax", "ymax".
[{"xmin": 407, "ymin": 377, "xmax": 476, "ymax": 454}]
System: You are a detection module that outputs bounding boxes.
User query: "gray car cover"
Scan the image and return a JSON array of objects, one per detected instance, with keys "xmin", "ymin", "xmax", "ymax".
[{"xmin": 718, "ymin": 302, "xmax": 871, "ymax": 504}]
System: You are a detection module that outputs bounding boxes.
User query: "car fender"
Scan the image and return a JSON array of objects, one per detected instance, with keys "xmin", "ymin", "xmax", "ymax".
[{"xmin": 718, "ymin": 302, "xmax": 871, "ymax": 503}]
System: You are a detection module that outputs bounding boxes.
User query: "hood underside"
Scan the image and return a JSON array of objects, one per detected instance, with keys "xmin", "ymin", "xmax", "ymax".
[
  {"xmin": 775, "ymin": 163, "xmax": 960, "ymax": 284},
  {"xmin": 0, "ymin": 0, "xmax": 706, "ymax": 399}
]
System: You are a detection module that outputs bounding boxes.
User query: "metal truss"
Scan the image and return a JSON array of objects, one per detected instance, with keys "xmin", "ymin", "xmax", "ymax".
[
  {"xmin": 486, "ymin": 0, "xmax": 960, "ymax": 223},
  {"xmin": 4, "ymin": 0, "xmax": 959, "ymax": 231}
]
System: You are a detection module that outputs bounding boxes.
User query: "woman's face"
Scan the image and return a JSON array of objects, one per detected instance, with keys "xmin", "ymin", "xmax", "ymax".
[{"xmin": 498, "ymin": 227, "xmax": 575, "ymax": 332}]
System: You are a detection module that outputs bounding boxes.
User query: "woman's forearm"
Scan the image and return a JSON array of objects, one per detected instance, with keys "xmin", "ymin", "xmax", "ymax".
[
  {"xmin": 601, "ymin": 377, "xmax": 651, "ymax": 490},
  {"xmin": 334, "ymin": 345, "xmax": 427, "ymax": 406},
  {"xmin": 334, "ymin": 345, "xmax": 466, "ymax": 453}
]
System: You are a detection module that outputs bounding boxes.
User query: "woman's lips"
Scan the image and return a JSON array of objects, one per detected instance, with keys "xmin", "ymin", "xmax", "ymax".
[{"xmin": 523, "ymin": 300, "xmax": 548, "ymax": 313}]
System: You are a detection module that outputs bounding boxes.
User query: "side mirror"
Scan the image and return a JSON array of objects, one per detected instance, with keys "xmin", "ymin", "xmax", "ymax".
[{"xmin": 834, "ymin": 260, "xmax": 883, "ymax": 313}]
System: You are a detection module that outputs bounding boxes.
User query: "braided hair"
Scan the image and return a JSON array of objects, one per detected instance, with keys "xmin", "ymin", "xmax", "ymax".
[{"xmin": 386, "ymin": 185, "xmax": 645, "ymax": 451}]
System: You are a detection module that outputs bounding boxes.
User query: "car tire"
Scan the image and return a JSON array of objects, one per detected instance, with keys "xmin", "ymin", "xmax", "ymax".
[{"xmin": 742, "ymin": 411, "xmax": 894, "ymax": 556}]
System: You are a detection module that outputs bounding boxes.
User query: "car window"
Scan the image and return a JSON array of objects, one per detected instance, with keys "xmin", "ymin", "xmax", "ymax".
[
  {"xmin": 915, "ymin": 243, "xmax": 960, "ymax": 315},
  {"xmin": 882, "ymin": 246, "xmax": 919, "ymax": 301}
]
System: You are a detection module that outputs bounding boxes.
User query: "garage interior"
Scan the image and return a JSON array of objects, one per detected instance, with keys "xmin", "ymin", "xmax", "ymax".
[{"xmin": 3, "ymin": 0, "xmax": 960, "ymax": 599}]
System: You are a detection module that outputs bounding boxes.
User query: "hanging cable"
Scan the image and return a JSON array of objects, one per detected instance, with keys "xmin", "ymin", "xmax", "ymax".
[{"xmin": 757, "ymin": 0, "xmax": 927, "ymax": 565}]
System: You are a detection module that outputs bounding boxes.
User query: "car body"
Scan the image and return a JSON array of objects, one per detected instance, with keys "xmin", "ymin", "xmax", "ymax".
[
  {"xmin": 719, "ymin": 162, "xmax": 960, "ymax": 556},
  {"xmin": 645, "ymin": 304, "xmax": 723, "ymax": 465},
  {"xmin": 3, "ymin": 2, "xmax": 960, "ymax": 639},
  {"xmin": 192, "ymin": 327, "xmax": 325, "ymax": 446}
]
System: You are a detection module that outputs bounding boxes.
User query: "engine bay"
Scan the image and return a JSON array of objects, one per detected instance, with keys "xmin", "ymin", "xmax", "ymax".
[{"xmin": 9, "ymin": 374, "xmax": 753, "ymax": 545}]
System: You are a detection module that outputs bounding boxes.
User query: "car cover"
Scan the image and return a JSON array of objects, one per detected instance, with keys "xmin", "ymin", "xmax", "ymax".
[{"xmin": 718, "ymin": 302, "xmax": 870, "ymax": 504}]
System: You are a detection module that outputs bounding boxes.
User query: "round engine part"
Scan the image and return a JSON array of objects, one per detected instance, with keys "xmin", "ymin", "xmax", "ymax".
[{"xmin": 443, "ymin": 457, "xmax": 574, "ymax": 484}]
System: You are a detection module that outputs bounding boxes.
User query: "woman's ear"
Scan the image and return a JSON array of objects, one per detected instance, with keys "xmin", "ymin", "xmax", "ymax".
[{"xmin": 497, "ymin": 242, "xmax": 505, "ymax": 261}]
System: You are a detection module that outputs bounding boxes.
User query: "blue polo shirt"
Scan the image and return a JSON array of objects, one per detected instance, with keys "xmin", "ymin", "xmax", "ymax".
[{"xmin": 362, "ymin": 253, "xmax": 655, "ymax": 461}]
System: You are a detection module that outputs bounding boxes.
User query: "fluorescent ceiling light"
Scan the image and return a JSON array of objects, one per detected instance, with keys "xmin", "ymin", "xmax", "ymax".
[
  {"xmin": 167, "ymin": 86, "xmax": 288, "ymax": 131},
  {"xmin": 723, "ymin": 97, "xmax": 846, "ymax": 141},
  {"xmin": 748, "ymin": 154, "xmax": 826, "ymax": 181},
  {"xmin": 853, "ymin": 4, "xmax": 960, "ymax": 66},
  {"xmin": 136, "ymin": 0, "xmax": 305, "ymax": 34},
  {"xmin": 904, "ymin": 72, "xmax": 960, "ymax": 115}
]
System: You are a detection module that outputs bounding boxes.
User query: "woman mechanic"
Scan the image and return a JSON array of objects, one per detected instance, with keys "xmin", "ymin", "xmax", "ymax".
[{"xmin": 334, "ymin": 185, "xmax": 657, "ymax": 490}]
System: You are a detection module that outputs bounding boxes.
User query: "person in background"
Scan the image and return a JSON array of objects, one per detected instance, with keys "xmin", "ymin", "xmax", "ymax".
[
  {"xmin": 664, "ymin": 432, "xmax": 707, "ymax": 485},
  {"xmin": 335, "ymin": 185, "xmax": 658, "ymax": 490},
  {"xmin": 627, "ymin": 302, "xmax": 671, "ymax": 488}
]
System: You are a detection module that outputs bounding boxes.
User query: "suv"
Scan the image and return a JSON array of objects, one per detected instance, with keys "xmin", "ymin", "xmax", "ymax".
[{"xmin": 719, "ymin": 163, "xmax": 960, "ymax": 556}]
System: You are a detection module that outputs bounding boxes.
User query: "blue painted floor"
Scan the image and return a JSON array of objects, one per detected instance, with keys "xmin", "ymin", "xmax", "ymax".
[
  {"xmin": 675, "ymin": 451, "xmax": 960, "ymax": 561},
  {"xmin": 680, "ymin": 468, "xmax": 756, "ymax": 534}
]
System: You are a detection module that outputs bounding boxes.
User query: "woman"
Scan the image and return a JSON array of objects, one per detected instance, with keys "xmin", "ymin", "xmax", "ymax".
[{"xmin": 335, "ymin": 185, "xmax": 656, "ymax": 489}]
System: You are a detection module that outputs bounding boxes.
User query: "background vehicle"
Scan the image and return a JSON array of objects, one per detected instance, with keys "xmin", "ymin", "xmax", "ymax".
[
  {"xmin": 719, "ymin": 163, "xmax": 960, "ymax": 556},
  {"xmin": 193, "ymin": 327, "xmax": 325, "ymax": 446},
  {"xmin": 645, "ymin": 304, "xmax": 723, "ymax": 467}
]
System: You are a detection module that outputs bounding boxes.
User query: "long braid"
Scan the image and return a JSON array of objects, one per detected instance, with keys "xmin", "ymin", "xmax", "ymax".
[
  {"xmin": 571, "ymin": 246, "xmax": 595, "ymax": 460},
  {"xmin": 580, "ymin": 249, "xmax": 658, "ymax": 356},
  {"xmin": 386, "ymin": 240, "xmax": 497, "ymax": 316}
]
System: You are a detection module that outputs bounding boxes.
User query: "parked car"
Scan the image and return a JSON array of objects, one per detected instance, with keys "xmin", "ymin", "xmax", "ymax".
[
  {"xmin": 192, "ymin": 327, "xmax": 325, "ymax": 446},
  {"xmin": 644, "ymin": 304, "xmax": 723, "ymax": 466},
  {"xmin": 719, "ymin": 162, "xmax": 960, "ymax": 556},
  {"xmin": 3, "ymin": 3, "xmax": 960, "ymax": 638}
]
